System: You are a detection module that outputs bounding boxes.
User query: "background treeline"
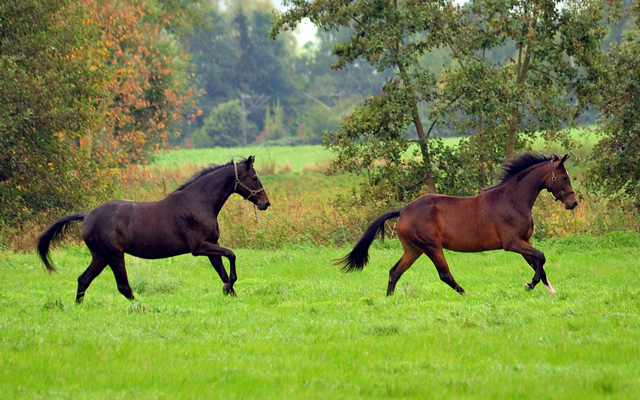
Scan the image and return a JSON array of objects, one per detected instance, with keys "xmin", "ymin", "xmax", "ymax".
[
  {"xmin": 1, "ymin": 0, "xmax": 639, "ymax": 249},
  {"xmin": 178, "ymin": 0, "xmax": 395, "ymax": 148}
]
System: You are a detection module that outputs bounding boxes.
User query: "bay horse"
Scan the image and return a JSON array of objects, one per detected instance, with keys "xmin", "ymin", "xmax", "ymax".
[
  {"xmin": 337, "ymin": 153, "xmax": 578, "ymax": 296},
  {"xmin": 38, "ymin": 156, "xmax": 270, "ymax": 302}
]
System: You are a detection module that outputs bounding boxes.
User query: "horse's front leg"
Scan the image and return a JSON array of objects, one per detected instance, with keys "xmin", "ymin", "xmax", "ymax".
[
  {"xmin": 521, "ymin": 253, "xmax": 556, "ymax": 294},
  {"xmin": 504, "ymin": 239, "xmax": 549, "ymax": 292},
  {"xmin": 191, "ymin": 241, "xmax": 238, "ymax": 297},
  {"xmin": 209, "ymin": 255, "xmax": 238, "ymax": 296}
]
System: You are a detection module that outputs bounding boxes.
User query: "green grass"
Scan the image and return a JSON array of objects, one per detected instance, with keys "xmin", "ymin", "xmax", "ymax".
[
  {"xmin": 1, "ymin": 233, "xmax": 639, "ymax": 399},
  {"xmin": 150, "ymin": 145, "xmax": 334, "ymax": 173},
  {"xmin": 150, "ymin": 125, "xmax": 598, "ymax": 175}
]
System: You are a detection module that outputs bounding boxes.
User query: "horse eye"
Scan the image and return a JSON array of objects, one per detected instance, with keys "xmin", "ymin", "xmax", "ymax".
[{"xmin": 562, "ymin": 175, "xmax": 568, "ymax": 181}]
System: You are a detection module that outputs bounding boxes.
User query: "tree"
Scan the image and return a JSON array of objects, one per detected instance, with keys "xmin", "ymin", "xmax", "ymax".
[
  {"xmin": 272, "ymin": 0, "xmax": 608, "ymax": 203},
  {"xmin": 81, "ymin": 0, "xmax": 192, "ymax": 167},
  {"xmin": 293, "ymin": 27, "xmax": 396, "ymax": 145},
  {"xmin": 272, "ymin": 0, "xmax": 460, "ymax": 195},
  {"xmin": 256, "ymin": 101, "xmax": 289, "ymax": 143},
  {"xmin": 585, "ymin": 1, "xmax": 640, "ymax": 203},
  {"xmin": 185, "ymin": 1, "xmax": 299, "ymax": 146},
  {"xmin": 0, "ymin": 0, "xmax": 205, "ymax": 240},
  {"xmin": 297, "ymin": 28, "xmax": 395, "ymax": 99},
  {"xmin": 440, "ymin": 0, "xmax": 607, "ymax": 161},
  {"xmin": 0, "ymin": 0, "xmax": 107, "ymax": 225},
  {"xmin": 192, "ymin": 100, "xmax": 246, "ymax": 148}
]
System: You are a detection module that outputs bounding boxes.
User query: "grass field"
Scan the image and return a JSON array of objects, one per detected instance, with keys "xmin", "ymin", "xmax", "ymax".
[
  {"xmin": 1, "ymin": 233, "xmax": 639, "ymax": 399},
  {"xmin": 4, "ymin": 126, "xmax": 637, "ymax": 398},
  {"xmin": 150, "ymin": 145, "xmax": 335, "ymax": 173},
  {"xmin": 148, "ymin": 126, "xmax": 598, "ymax": 176}
]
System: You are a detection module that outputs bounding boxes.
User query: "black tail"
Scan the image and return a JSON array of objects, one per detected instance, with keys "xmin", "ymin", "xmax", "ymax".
[
  {"xmin": 37, "ymin": 213, "xmax": 85, "ymax": 273},
  {"xmin": 335, "ymin": 210, "xmax": 401, "ymax": 272}
]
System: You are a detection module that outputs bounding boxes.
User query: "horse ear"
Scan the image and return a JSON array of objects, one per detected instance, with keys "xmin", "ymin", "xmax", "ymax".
[
  {"xmin": 246, "ymin": 155, "xmax": 255, "ymax": 168},
  {"xmin": 560, "ymin": 154, "xmax": 569, "ymax": 166}
]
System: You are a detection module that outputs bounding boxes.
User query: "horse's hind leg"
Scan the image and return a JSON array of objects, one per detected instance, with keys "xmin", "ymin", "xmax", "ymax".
[
  {"xmin": 107, "ymin": 253, "xmax": 135, "ymax": 300},
  {"xmin": 209, "ymin": 256, "xmax": 236, "ymax": 297},
  {"xmin": 76, "ymin": 252, "xmax": 108, "ymax": 303},
  {"xmin": 423, "ymin": 245, "xmax": 467, "ymax": 295},
  {"xmin": 387, "ymin": 244, "xmax": 421, "ymax": 296}
]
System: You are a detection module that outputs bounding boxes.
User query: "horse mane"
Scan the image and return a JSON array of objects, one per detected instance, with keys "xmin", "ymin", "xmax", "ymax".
[
  {"xmin": 482, "ymin": 153, "xmax": 560, "ymax": 192},
  {"xmin": 173, "ymin": 158, "xmax": 245, "ymax": 192}
]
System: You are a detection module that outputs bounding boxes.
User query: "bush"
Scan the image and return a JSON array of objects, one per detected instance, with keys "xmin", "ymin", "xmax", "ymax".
[{"xmin": 195, "ymin": 100, "xmax": 247, "ymax": 147}]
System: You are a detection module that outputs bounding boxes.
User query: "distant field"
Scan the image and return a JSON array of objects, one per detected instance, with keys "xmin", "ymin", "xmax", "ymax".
[
  {"xmin": 150, "ymin": 145, "xmax": 334, "ymax": 173},
  {"xmin": 150, "ymin": 126, "xmax": 598, "ymax": 174},
  {"xmin": 1, "ymin": 233, "xmax": 639, "ymax": 399}
]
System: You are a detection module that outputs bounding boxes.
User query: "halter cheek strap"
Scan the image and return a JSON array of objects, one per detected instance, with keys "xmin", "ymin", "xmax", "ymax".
[
  {"xmin": 549, "ymin": 160, "xmax": 575, "ymax": 202},
  {"xmin": 233, "ymin": 161, "xmax": 265, "ymax": 201}
]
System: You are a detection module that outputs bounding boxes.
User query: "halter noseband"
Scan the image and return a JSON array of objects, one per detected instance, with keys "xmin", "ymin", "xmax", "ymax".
[
  {"xmin": 549, "ymin": 160, "xmax": 574, "ymax": 202},
  {"xmin": 233, "ymin": 161, "xmax": 264, "ymax": 201}
]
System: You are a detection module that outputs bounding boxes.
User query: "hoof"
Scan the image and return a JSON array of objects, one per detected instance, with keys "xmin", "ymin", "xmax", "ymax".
[
  {"xmin": 223, "ymin": 284, "xmax": 237, "ymax": 297},
  {"xmin": 525, "ymin": 283, "xmax": 534, "ymax": 291}
]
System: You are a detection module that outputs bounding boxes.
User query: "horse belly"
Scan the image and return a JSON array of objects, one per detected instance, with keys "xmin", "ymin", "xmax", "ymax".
[
  {"xmin": 126, "ymin": 241, "xmax": 189, "ymax": 259},
  {"xmin": 117, "ymin": 204, "xmax": 189, "ymax": 259},
  {"xmin": 440, "ymin": 222, "xmax": 503, "ymax": 253},
  {"xmin": 123, "ymin": 226, "xmax": 190, "ymax": 259}
]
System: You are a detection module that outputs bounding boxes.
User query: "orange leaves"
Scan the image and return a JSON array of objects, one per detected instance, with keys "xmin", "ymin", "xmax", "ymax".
[{"xmin": 78, "ymin": 0, "xmax": 187, "ymax": 169}]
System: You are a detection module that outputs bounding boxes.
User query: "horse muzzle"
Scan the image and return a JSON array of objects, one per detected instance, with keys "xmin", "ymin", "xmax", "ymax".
[
  {"xmin": 565, "ymin": 199, "xmax": 578, "ymax": 210},
  {"xmin": 255, "ymin": 197, "xmax": 270, "ymax": 211}
]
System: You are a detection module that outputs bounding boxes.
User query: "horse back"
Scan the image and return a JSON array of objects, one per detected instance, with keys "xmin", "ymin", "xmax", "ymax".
[{"xmin": 397, "ymin": 193, "xmax": 512, "ymax": 253}]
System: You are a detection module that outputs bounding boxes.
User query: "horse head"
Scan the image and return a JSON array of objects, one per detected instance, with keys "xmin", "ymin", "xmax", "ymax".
[
  {"xmin": 547, "ymin": 154, "xmax": 578, "ymax": 210},
  {"xmin": 234, "ymin": 155, "xmax": 270, "ymax": 210}
]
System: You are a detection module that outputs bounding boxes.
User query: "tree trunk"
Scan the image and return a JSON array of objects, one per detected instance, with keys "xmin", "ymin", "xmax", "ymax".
[
  {"xmin": 506, "ymin": 115, "xmax": 517, "ymax": 160},
  {"xmin": 506, "ymin": 3, "xmax": 539, "ymax": 161},
  {"xmin": 395, "ymin": 30, "xmax": 436, "ymax": 194},
  {"xmin": 477, "ymin": 109, "xmax": 485, "ymax": 181},
  {"xmin": 410, "ymin": 98, "xmax": 437, "ymax": 194},
  {"xmin": 477, "ymin": 48, "xmax": 486, "ymax": 181}
]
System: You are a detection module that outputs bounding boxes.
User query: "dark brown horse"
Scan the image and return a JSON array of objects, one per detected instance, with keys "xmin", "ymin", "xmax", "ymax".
[
  {"xmin": 337, "ymin": 153, "xmax": 578, "ymax": 296},
  {"xmin": 38, "ymin": 156, "xmax": 270, "ymax": 302}
]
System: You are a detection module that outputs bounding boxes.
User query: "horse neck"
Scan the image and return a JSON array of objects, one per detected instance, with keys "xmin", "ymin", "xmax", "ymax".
[
  {"xmin": 502, "ymin": 162, "xmax": 551, "ymax": 210},
  {"xmin": 180, "ymin": 165, "xmax": 236, "ymax": 215}
]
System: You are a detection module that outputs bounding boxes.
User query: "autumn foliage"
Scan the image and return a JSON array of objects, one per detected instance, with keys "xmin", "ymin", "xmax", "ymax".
[
  {"xmin": 81, "ymin": 0, "xmax": 190, "ymax": 167},
  {"xmin": 0, "ymin": 0, "xmax": 191, "ymax": 245}
]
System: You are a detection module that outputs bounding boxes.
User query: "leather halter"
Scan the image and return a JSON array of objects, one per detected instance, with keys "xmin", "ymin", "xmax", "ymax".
[
  {"xmin": 233, "ymin": 161, "xmax": 264, "ymax": 200},
  {"xmin": 549, "ymin": 160, "xmax": 575, "ymax": 202}
]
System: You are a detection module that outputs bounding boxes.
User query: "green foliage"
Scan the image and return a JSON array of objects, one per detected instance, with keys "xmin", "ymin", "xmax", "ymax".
[
  {"xmin": 297, "ymin": 103, "xmax": 343, "ymax": 144},
  {"xmin": 273, "ymin": 0, "xmax": 610, "ymax": 206},
  {"xmin": 185, "ymin": 1, "xmax": 299, "ymax": 144},
  {"xmin": 292, "ymin": 28, "xmax": 396, "ymax": 146},
  {"xmin": 585, "ymin": 2, "xmax": 640, "ymax": 205},
  {"xmin": 0, "ymin": 0, "xmax": 210, "ymax": 245},
  {"xmin": 2, "ymin": 236, "xmax": 640, "ymax": 397},
  {"xmin": 295, "ymin": 28, "xmax": 395, "ymax": 100},
  {"xmin": 440, "ymin": 0, "xmax": 608, "ymax": 166},
  {"xmin": 192, "ymin": 100, "xmax": 246, "ymax": 148},
  {"xmin": 0, "ymin": 0, "xmax": 109, "ymax": 225},
  {"xmin": 258, "ymin": 101, "xmax": 290, "ymax": 143}
]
